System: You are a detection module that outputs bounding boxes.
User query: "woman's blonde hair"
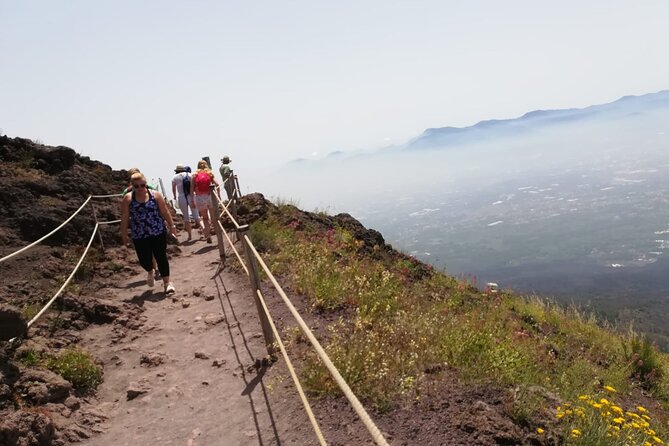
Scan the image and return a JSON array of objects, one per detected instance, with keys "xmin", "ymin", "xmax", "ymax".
[
  {"xmin": 130, "ymin": 172, "xmax": 146, "ymax": 183},
  {"xmin": 196, "ymin": 159, "xmax": 210, "ymax": 171}
]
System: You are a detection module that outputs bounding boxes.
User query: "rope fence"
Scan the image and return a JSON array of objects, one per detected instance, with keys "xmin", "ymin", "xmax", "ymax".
[
  {"xmin": 26, "ymin": 224, "xmax": 100, "ymax": 329},
  {"xmin": 0, "ymin": 196, "xmax": 93, "ymax": 264},
  {"xmin": 90, "ymin": 193, "xmax": 123, "ymax": 199},
  {"xmin": 244, "ymin": 236, "xmax": 390, "ymax": 446},
  {"xmin": 211, "ymin": 183, "xmax": 390, "ymax": 446},
  {"xmin": 256, "ymin": 289, "xmax": 327, "ymax": 446}
]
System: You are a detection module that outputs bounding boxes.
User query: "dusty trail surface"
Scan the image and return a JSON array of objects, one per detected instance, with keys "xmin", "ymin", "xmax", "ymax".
[{"xmin": 75, "ymin": 237, "xmax": 311, "ymax": 446}]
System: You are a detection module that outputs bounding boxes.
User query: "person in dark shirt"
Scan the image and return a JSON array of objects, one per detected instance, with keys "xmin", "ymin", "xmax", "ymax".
[{"xmin": 120, "ymin": 172, "xmax": 177, "ymax": 294}]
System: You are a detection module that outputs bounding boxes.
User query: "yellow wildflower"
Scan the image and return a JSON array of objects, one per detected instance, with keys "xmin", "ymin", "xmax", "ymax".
[
  {"xmin": 613, "ymin": 417, "xmax": 625, "ymax": 424},
  {"xmin": 612, "ymin": 406, "xmax": 624, "ymax": 415},
  {"xmin": 537, "ymin": 428, "xmax": 544, "ymax": 434},
  {"xmin": 653, "ymin": 437, "xmax": 664, "ymax": 444},
  {"xmin": 646, "ymin": 442, "xmax": 653, "ymax": 446},
  {"xmin": 600, "ymin": 398, "xmax": 610, "ymax": 405},
  {"xmin": 593, "ymin": 403, "xmax": 603, "ymax": 409},
  {"xmin": 638, "ymin": 406, "xmax": 648, "ymax": 413},
  {"xmin": 578, "ymin": 395, "xmax": 589, "ymax": 401},
  {"xmin": 642, "ymin": 414, "xmax": 651, "ymax": 421},
  {"xmin": 571, "ymin": 429, "xmax": 582, "ymax": 438},
  {"xmin": 604, "ymin": 385, "xmax": 617, "ymax": 392}
]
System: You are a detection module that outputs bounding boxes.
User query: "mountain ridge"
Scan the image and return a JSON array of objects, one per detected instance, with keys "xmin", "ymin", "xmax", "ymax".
[{"xmin": 407, "ymin": 89, "xmax": 669, "ymax": 150}]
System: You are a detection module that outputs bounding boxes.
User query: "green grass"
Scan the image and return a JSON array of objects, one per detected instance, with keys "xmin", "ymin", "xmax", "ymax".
[
  {"xmin": 45, "ymin": 349, "xmax": 102, "ymax": 391},
  {"xmin": 18, "ymin": 348, "xmax": 102, "ymax": 392},
  {"xmin": 20, "ymin": 303, "xmax": 42, "ymax": 322},
  {"xmin": 250, "ymin": 204, "xmax": 669, "ymax": 436}
]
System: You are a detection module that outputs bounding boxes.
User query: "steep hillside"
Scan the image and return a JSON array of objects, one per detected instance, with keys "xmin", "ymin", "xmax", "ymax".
[{"xmin": 245, "ymin": 197, "xmax": 669, "ymax": 444}]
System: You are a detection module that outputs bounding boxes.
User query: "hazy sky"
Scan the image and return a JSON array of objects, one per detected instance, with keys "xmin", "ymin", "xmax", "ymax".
[{"xmin": 1, "ymin": 0, "xmax": 668, "ymax": 186}]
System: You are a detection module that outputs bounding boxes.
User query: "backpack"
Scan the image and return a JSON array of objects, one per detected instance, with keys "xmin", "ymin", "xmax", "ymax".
[
  {"xmin": 182, "ymin": 173, "xmax": 191, "ymax": 195},
  {"xmin": 194, "ymin": 171, "xmax": 211, "ymax": 194}
]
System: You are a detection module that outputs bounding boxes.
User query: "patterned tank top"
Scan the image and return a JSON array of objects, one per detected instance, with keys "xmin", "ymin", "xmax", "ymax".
[{"xmin": 130, "ymin": 191, "xmax": 166, "ymax": 239}]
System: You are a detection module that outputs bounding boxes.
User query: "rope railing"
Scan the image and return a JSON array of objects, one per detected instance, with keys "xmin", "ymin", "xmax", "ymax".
[
  {"xmin": 97, "ymin": 219, "xmax": 122, "ymax": 225},
  {"xmin": 256, "ymin": 289, "xmax": 327, "ymax": 446},
  {"xmin": 243, "ymin": 236, "xmax": 390, "ymax": 446},
  {"xmin": 212, "ymin": 186, "xmax": 241, "ymax": 229},
  {"xmin": 0, "ymin": 196, "xmax": 93, "ymax": 264},
  {"xmin": 90, "ymin": 193, "xmax": 124, "ymax": 199},
  {"xmin": 216, "ymin": 221, "xmax": 248, "ymax": 275},
  {"xmin": 25, "ymin": 223, "xmax": 101, "ymax": 329},
  {"xmin": 210, "ymin": 179, "xmax": 389, "ymax": 445},
  {"xmin": 0, "ymin": 192, "xmax": 124, "ymax": 264}
]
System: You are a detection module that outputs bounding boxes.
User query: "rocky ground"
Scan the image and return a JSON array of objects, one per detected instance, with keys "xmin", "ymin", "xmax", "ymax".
[{"xmin": 1, "ymin": 137, "xmax": 535, "ymax": 445}]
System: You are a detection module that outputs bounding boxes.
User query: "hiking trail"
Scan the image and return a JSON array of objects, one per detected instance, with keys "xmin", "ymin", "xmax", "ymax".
[{"xmin": 73, "ymin": 237, "xmax": 318, "ymax": 446}]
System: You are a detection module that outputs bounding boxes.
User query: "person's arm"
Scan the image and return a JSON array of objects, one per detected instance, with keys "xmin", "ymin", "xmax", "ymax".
[
  {"xmin": 171, "ymin": 177, "xmax": 177, "ymax": 201},
  {"xmin": 120, "ymin": 194, "xmax": 131, "ymax": 247},
  {"xmin": 155, "ymin": 191, "xmax": 177, "ymax": 237}
]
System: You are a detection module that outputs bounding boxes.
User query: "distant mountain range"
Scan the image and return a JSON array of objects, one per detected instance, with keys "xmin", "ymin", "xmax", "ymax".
[
  {"xmin": 288, "ymin": 90, "xmax": 669, "ymax": 165},
  {"xmin": 406, "ymin": 90, "xmax": 669, "ymax": 150}
]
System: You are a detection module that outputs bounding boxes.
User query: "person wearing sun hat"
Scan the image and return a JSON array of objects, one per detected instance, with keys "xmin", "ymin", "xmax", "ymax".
[
  {"xmin": 219, "ymin": 156, "xmax": 234, "ymax": 200},
  {"xmin": 171, "ymin": 163, "xmax": 195, "ymax": 240}
]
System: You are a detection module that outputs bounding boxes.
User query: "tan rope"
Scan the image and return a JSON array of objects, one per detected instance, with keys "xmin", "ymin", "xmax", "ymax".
[
  {"xmin": 90, "ymin": 193, "xmax": 123, "ymax": 198},
  {"xmin": 97, "ymin": 219, "xmax": 122, "ymax": 225},
  {"xmin": 255, "ymin": 289, "xmax": 327, "ymax": 446},
  {"xmin": 27, "ymin": 223, "xmax": 100, "ymax": 329},
  {"xmin": 211, "ymin": 188, "xmax": 241, "ymax": 229},
  {"xmin": 216, "ymin": 221, "xmax": 248, "ymax": 275},
  {"xmin": 243, "ymin": 235, "xmax": 390, "ymax": 446},
  {"xmin": 0, "ymin": 196, "xmax": 93, "ymax": 264},
  {"xmin": 217, "ymin": 197, "xmax": 233, "ymax": 221}
]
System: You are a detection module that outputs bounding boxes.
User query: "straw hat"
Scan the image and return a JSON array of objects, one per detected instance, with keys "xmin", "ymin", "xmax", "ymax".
[
  {"xmin": 221, "ymin": 156, "xmax": 231, "ymax": 163},
  {"xmin": 174, "ymin": 164, "xmax": 185, "ymax": 173}
]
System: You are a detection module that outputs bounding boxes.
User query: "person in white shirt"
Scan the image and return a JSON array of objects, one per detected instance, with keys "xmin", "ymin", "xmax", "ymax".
[{"xmin": 171, "ymin": 164, "xmax": 197, "ymax": 240}]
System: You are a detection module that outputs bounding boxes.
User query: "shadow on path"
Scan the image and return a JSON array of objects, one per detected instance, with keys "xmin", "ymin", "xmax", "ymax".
[
  {"xmin": 194, "ymin": 246, "xmax": 218, "ymax": 255},
  {"xmin": 125, "ymin": 290, "xmax": 167, "ymax": 306},
  {"xmin": 213, "ymin": 275, "xmax": 282, "ymax": 446}
]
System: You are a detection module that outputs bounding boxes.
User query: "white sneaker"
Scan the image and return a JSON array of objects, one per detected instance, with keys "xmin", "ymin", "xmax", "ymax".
[
  {"xmin": 164, "ymin": 282, "xmax": 176, "ymax": 295},
  {"xmin": 147, "ymin": 270, "xmax": 155, "ymax": 287}
]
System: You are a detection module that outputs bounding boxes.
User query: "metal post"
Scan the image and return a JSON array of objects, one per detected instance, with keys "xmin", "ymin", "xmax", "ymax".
[
  {"xmin": 210, "ymin": 184, "xmax": 226, "ymax": 262},
  {"xmin": 91, "ymin": 203, "xmax": 105, "ymax": 252},
  {"xmin": 239, "ymin": 224, "xmax": 276, "ymax": 357},
  {"xmin": 234, "ymin": 175, "xmax": 242, "ymax": 199},
  {"xmin": 158, "ymin": 178, "xmax": 167, "ymax": 197}
]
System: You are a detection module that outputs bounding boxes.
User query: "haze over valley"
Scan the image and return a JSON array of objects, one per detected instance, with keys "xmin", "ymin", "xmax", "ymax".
[{"xmin": 259, "ymin": 91, "xmax": 669, "ymax": 345}]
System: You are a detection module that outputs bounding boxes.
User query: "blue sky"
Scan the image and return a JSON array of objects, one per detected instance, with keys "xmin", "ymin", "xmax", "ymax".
[{"xmin": 1, "ymin": 0, "xmax": 668, "ymax": 185}]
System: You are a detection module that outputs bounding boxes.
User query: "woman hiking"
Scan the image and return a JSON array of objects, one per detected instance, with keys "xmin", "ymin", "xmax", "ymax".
[
  {"xmin": 193, "ymin": 159, "xmax": 220, "ymax": 244},
  {"xmin": 121, "ymin": 172, "xmax": 177, "ymax": 294}
]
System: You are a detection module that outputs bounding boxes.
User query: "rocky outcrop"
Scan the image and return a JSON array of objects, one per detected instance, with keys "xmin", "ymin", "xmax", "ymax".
[
  {"xmin": 0, "ymin": 305, "xmax": 27, "ymax": 341},
  {"xmin": 0, "ymin": 135, "xmax": 127, "ymax": 249},
  {"xmin": 15, "ymin": 368, "xmax": 72, "ymax": 405},
  {"xmin": 0, "ymin": 410, "xmax": 56, "ymax": 446}
]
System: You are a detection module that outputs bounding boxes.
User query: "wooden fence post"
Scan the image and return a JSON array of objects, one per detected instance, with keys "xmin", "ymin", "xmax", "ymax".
[
  {"xmin": 210, "ymin": 184, "xmax": 226, "ymax": 262},
  {"xmin": 239, "ymin": 224, "xmax": 276, "ymax": 357}
]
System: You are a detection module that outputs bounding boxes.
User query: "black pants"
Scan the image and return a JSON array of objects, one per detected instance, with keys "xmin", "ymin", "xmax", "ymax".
[{"xmin": 132, "ymin": 232, "xmax": 170, "ymax": 278}]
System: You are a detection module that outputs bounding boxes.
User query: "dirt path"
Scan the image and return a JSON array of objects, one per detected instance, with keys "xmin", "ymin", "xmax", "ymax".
[{"xmin": 75, "ymin": 237, "xmax": 303, "ymax": 446}]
